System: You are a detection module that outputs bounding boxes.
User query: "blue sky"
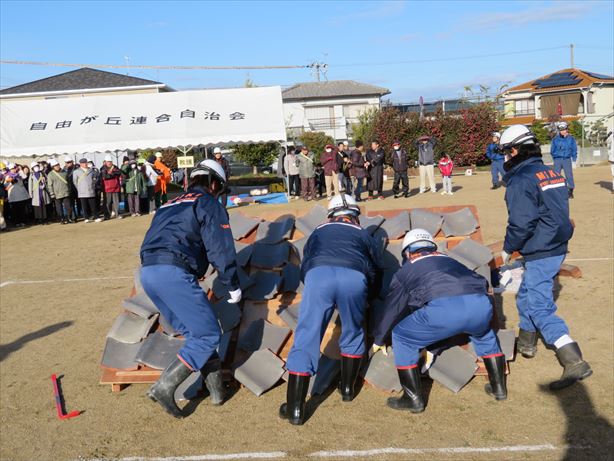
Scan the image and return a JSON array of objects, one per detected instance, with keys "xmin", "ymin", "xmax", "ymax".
[{"xmin": 1, "ymin": 0, "xmax": 612, "ymax": 102}]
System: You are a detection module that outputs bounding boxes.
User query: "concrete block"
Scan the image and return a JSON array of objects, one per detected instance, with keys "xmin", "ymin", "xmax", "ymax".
[
  {"xmin": 238, "ymin": 319, "xmax": 291, "ymax": 354},
  {"xmin": 290, "ymin": 237, "xmax": 308, "ymax": 261},
  {"xmin": 441, "ymin": 207, "xmax": 479, "ymax": 237},
  {"xmin": 101, "ymin": 337, "xmax": 142, "ymax": 370},
  {"xmin": 135, "ymin": 331, "xmax": 185, "ymax": 370},
  {"xmin": 244, "ymin": 271, "xmax": 282, "ymax": 301},
  {"xmin": 363, "ymin": 348, "xmax": 401, "ymax": 392},
  {"xmin": 235, "ymin": 242, "xmax": 253, "ymax": 267},
  {"xmin": 106, "ymin": 312, "xmax": 158, "ymax": 344},
  {"xmin": 409, "ymin": 209, "xmax": 443, "ymax": 236},
  {"xmin": 379, "ymin": 211, "xmax": 410, "ymax": 240},
  {"xmin": 211, "ymin": 299, "xmax": 242, "ymax": 333},
  {"xmin": 360, "ymin": 215, "xmax": 385, "ymax": 235},
  {"xmin": 281, "ymin": 263, "xmax": 301, "ymax": 293},
  {"xmin": 428, "ymin": 346, "xmax": 478, "ymax": 393},
  {"xmin": 278, "ymin": 304, "xmax": 300, "ymax": 330},
  {"xmin": 251, "ymin": 241, "xmax": 290, "ymax": 269},
  {"xmin": 175, "ymin": 372, "xmax": 204, "ymax": 402},
  {"xmin": 233, "ymin": 349, "xmax": 286, "ymax": 396},
  {"xmin": 229, "ymin": 212, "xmax": 261, "ymax": 240},
  {"xmin": 255, "ymin": 214, "xmax": 295, "ymax": 244},
  {"xmin": 122, "ymin": 293, "xmax": 158, "ymax": 319},
  {"xmin": 308, "ymin": 355, "xmax": 341, "ymax": 396},
  {"xmin": 295, "ymin": 205, "xmax": 328, "ymax": 236}
]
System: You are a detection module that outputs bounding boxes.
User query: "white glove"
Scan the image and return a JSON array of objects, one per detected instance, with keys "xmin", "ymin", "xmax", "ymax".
[
  {"xmin": 228, "ymin": 288, "xmax": 242, "ymax": 304},
  {"xmin": 501, "ymin": 250, "xmax": 511, "ymax": 265},
  {"xmin": 372, "ymin": 344, "xmax": 388, "ymax": 356},
  {"xmin": 572, "ymin": 161, "xmax": 577, "ymax": 169}
]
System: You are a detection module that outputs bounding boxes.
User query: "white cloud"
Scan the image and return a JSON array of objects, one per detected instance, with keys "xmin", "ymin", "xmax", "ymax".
[
  {"xmin": 471, "ymin": 2, "xmax": 589, "ymax": 29},
  {"xmin": 329, "ymin": 1, "xmax": 406, "ymax": 25}
]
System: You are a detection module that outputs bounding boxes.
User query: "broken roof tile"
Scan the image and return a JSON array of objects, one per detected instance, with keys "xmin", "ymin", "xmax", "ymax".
[
  {"xmin": 211, "ymin": 299, "xmax": 243, "ymax": 333},
  {"xmin": 101, "ymin": 337, "xmax": 142, "ymax": 370},
  {"xmin": 106, "ymin": 312, "xmax": 158, "ymax": 344},
  {"xmin": 233, "ymin": 349, "xmax": 286, "ymax": 396},
  {"xmin": 379, "ymin": 211, "xmax": 410, "ymax": 240},
  {"xmin": 409, "ymin": 209, "xmax": 443, "ymax": 236},
  {"xmin": 212, "ymin": 266, "xmax": 254, "ymax": 298},
  {"xmin": 290, "ymin": 237, "xmax": 308, "ymax": 261},
  {"xmin": 229, "ymin": 213, "xmax": 261, "ymax": 240},
  {"xmin": 175, "ymin": 372, "xmax": 204, "ymax": 402},
  {"xmin": 238, "ymin": 319, "xmax": 291, "ymax": 354},
  {"xmin": 235, "ymin": 242, "xmax": 253, "ymax": 267},
  {"xmin": 295, "ymin": 205, "xmax": 328, "ymax": 236},
  {"xmin": 278, "ymin": 304, "xmax": 301, "ymax": 330},
  {"xmin": 135, "ymin": 331, "xmax": 185, "ymax": 370},
  {"xmin": 122, "ymin": 293, "xmax": 158, "ymax": 319},
  {"xmin": 251, "ymin": 241, "xmax": 290, "ymax": 269},
  {"xmin": 255, "ymin": 214, "xmax": 295, "ymax": 244},
  {"xmin": 428, "ymin": 346, "xmax": 478, "ymax": 393},
  {"xmin": 281, "ymin": 263, "xmax": 301, "ymax": 293},
  {"xmin": 441, "ymin": 207, "xmax": 479, "ymax": 237},
  {"xmin": 244, "ymin": 271, "xmax": 282, "ymax": 301},
  {"xmin": 363, "ymin": 348, "xmax": 401, "ymax": 393},
  {"xmin": 450, "ymin": 238, "xmax": 493, "ymax": 267},
  {"xmin": 360, "ymin": 215, "xmax": 385, "ymax": 235}
]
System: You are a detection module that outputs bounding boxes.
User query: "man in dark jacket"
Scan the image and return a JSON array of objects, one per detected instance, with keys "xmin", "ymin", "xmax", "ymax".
[
  {"xmin": 366, "ymin": 140, "xmax": 385, "ymax": 200},
  {"xmin": 101, "ymin": 155, "xmax": 123, "ymax": 219},
  {"xmin": 280, "ymin": 194, "xmax": 382, "ymax": 425},
  {"xmin": 320, "ymin": 144, "xmax": 339, "ymax": 198},
  {"xmin": 371, "ymin": 229, "xmax": 506, "ymax": 413},
  {"xmin": 499, "ymin": 124, "xmax": 591, "ymax": 391},
  {"xmin": 140, "ymin": 159, "xmax": 241, "ymax": 418},
  {"xmin": 415, "ymin": 135, "xmax": 437, "ymax": 193},
  {"xmin": 391, "ymin": 141, "xmax": 409, "ymax": 198},
  {"xmin": 550, "ymin": 121, "xmax": 578, "ymax": 198},
  {"xmin": 485, "ymin": 132, "xmax": 505, "ymax": 189},
  {"xmin": 350, "ymin": 141, "xmax": 367, "ymax": 201}
]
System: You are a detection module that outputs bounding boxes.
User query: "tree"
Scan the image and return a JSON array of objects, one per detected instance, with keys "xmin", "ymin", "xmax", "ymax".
[
  {"xmin": 298, "ymin": 131, "xmax": 334, "ymax": 163},
  {"xmin": 585, "ymin": 119, "xmax": 608, "ymax": 146},
  {"xmin": 231, "ymin": 143, "xmax": 278, "ymax": 174},
  {"xmin": 531, "ymin": 120, "xmax": 551, "ymax": 145}
]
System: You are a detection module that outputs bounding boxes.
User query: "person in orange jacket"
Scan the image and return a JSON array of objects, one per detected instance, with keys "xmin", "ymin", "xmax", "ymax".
[{"xmin": 154, "ymin": 152, "xmax": 172, "ymax": 207}]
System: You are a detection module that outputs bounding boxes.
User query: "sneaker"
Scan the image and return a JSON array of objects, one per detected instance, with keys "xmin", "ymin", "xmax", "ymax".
[
  {"xmin": 431, "ymin": 189, "xmax": 437, "ymax": 193},
  {"xmin": 149, "ymin": 211, "xmax": 156, "ymax": 215},
  {"xmin": 448, "ymin": 191, "xmax": 454, "ymax": 196},
  {"xmin": 135, "ymin": 213, "xmax": 141, "ymax": 217},
  {"xmin": 118, "ymin": 215, "xmax": 123, "ymax": 219},
  {"xmin": 94, "ymin": 218, "xmax": 102, "ymax": 223},
  {"xmin": 441, "ymin": 191, "xmax": 447, "ymax": 195},
  {"xmin": 378, "ymin": 195, "xmax": 385, "ymax": 200},
  {"xmin": 84, "ymin": 219, "xmax": 91, "ymax": 223},
  {"xmin": 419, "ymin": 189, "xmax": 425, "ymax": 194},
  {"xmin": 111, "ymin": 211, "xmax": 116, "ymax": 218}
]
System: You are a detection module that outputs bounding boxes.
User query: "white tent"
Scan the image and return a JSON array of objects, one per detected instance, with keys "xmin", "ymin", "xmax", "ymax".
[{"xmin": 0, "ymin": 86, "xmax": 286, "ymax": 157}]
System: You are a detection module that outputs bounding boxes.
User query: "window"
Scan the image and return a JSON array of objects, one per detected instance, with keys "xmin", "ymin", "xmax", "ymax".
[
  {"xmin": 514, "ymin": 99, "xmax": 535, "ymax": 116},
  {"xmin": 343, "ymin": 104, "xmax": 369, "ymax": 119}
]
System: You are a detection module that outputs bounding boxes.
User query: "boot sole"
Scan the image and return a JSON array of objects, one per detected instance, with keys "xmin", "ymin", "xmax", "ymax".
[
  {"xmin": 549, "ymin": 368, "xmax": 593, "ymax": 391},
  {"xmin": 386, "ymin": 399, "xmax": 425, "ymax": 413},
  {"xmin": 147, "ymin": 390, "xmax": 185, "ymax": 418}
]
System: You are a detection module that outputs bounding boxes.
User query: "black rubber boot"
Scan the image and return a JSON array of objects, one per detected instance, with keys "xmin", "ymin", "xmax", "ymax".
[
  {"xmin": 279, "ymin": 373, "xmax": 310, "ymax": 425},
  {"xmin": 550, "ymin": 342, "xmax": 592, "ymax": 391},
  {"xmin": 147, "ymin": 357, "xmax": 193, "ymax": 418},
  {"xmin": 387, "ymin": 367, "xmax": 425, "ymax": 413},
  {"xmin": 339, "ymin": 356, "xmax": 362, "ymax": 402},
  {"xmin": 517, "ymin": 329, "xmax": 538, "ymax": 358},
  {"xmin": 483, "ymin": 355, "xmax": 507, "ymax": 400},
  {"xmin": 202, "ymin": 358, "xmax": 225, "ymax": 406},
  {"xmin": 569, "ymin": 188, "xmax": 574, "ymax": 199}
]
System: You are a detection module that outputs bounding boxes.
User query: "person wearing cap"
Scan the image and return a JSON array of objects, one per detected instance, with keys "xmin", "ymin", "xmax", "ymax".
[
  {"xmin": 350, "ymin": 140, "xmax": 367, "ymax": 201},
  {"xmin": 371, "ymin": 229, "xmax": 506, "ymax": 413},
  {"xmin": 486, "ymin": 132, "xmax": 505, "ymax": 189},
  {"xmin": 101, "ymin": 155, "xmax": 123, "ymax": 219},
  {"xmin": 140, "ymin": 159, "xmax": 240, "ymax": 418},
  {"xmin": 154, "ymin": 152, "xmax": 172, "ymax": 207},
  {"xmin": 3, "ymin": 163, "xmax": 30, "ymax": 227},
  {"xmin": 28, "ymin": 160, "xmax": 51, "ymax": 224},
  {"xmin": 72, "ymin": 158, "xmax": 102, "ymax": 223},
  {"xmin": 336, "ymin": 141, "xmax": 352, "ymax": 194},
  {"xmin": 63, "ymin": 156, "xmax": 79, "ymax": 220},
  {"xmin": 213, "ymin": 147, "xmax": 231, "ymax": 206},
  {"xmin": 296, "ymin": 146, "xmax": 316, "ymax": 201},
  {"xmin": 284, "ymin": 147, "xmax": 301, "ymax": 201},
  {"xmin": 47, "ymin": 159, "xmax": 74, "ymax": 224},
  {"xmin": 391, "ymin": 141, "xmax": 410, "ymax": 198},
  {"xmin": 550, "ymin": 122, "xmax": 578, "ymax": 198},
  {"xmin": 144, "ymin": 155, "xmax": 160, "ymax": 213},
  {"xmin": 499, "ymin": 124, "xmax": 591, "ymax": 390},
  {"xmin": 280, "ymin": 194, "xmax": 383, "ymax": 425},
  {"xmin": 320, "ymin": 144, "xmax": 340, "ymax": 198},
  {"xmin": 121, "ymin": 159, "xmax": 146, "ymax": 217},
  {"xmin": 366, "ymin": 140, "xmax": 385, "ymax": 200},
  {"xmin": 415, "ymin": 135, "xmax": 437, "ymax": 194}
]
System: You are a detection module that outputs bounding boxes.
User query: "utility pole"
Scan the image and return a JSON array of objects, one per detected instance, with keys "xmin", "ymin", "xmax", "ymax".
[
  {"xmin": 570, "ymin": 44, "xmax": 574, "ymax": 68},
  {"xmin": 309, "ymin": 62, "xmax": 328, "ymax": 82}
]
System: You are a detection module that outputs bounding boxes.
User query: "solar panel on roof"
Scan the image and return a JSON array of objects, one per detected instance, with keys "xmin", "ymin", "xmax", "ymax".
[
  {"xmin": 585, "ymin": 71, "xmax": 614, "ymax": 80},
  {"xmin": 534, "ymin": 72, "xmax": 581, "ymax": 89}
]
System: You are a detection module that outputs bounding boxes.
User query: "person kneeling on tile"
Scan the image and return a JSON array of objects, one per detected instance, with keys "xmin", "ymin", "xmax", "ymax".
[
  {"xmin": 280, "ymin": 194, "xmax": 383, "ymax": 425},
  {"xmin": 140, "ymin": 159, "xmax": 241, "ymax": 418},
  {"xmin": 371, "ymin": 229, "xmax": 506, "ymax": 413}
]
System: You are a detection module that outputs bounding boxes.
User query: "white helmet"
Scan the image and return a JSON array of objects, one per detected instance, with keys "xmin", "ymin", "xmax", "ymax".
[
  {"xmin": 499, "ymin": 124, "xmax": 537, "ymax": 151},
  {"xmin": 64, "ymin": 156, "xmax": 73, "ymax": 163},
  {"xmin": 30, "ymin": 161, "xmax": 38, "ymax": 168},
  {"xmin": 154, "ymin": 151, "xmax": 163, "ymax": 158},
  {"xmin": 492, "ymin": 132, "xmax": 501, "ymax": 139},
  {"xmin": 103, "ymin": 154, "xmax": 113, "ymax": 162},
  {"xmin": 402, "ymin": 228, "xmax": 437, "ymax": 254},
  {"xmin": 213, "ymin": 147, "xmax": 222, "ymax": 154},
  {"xmin": 557, "ymin": 122, "xmax": 569, "ymax": 130},
  {"xmin": 327, "ymin": 194, "xmax": 360, "ymax": 218},
  {"xmin": 189, "ymin": 159, "xmax": 227, "ymax": 184},
  {"xmin": 49, "ymin": 159, "xmax": 59, "ymax": 167}
]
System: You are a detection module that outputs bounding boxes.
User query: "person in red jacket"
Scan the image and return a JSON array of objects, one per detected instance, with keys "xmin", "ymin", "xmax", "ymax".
[
  {"xmin": 438, "ymin": 154, "xmax": 454, "ymax": 196},
  {"xmin": 320, "ymin": 144, "xmax": 339, "ymax": 198},
  {"xmin": 101, "ymin": 154, "xmax": 123, "ymax": 219}
]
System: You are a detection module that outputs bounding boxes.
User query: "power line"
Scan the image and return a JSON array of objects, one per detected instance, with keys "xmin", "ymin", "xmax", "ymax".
[{"xmin": 0, "ymin": 59, "xmax": 311, "ymax": 70}]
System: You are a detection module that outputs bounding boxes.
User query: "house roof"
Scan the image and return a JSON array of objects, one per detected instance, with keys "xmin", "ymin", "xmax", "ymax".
[
  {"xmin": 282, "ymin": 80, "xmax": 390, "ymax": 100},
  {"xmin": 0, "ymin": 67, "xmax": 167, "ymax": 95},
  {"xmin": 505, "ymin": 68, "xmax": 614, "ymax": 95},
  {"xmin": 501, "ymin": 114, "xmax": 580, "ymax": 127}
]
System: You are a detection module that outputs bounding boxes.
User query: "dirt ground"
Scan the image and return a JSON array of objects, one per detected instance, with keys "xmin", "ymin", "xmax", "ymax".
[{"xmin": 1, "ymin": 165, "xmax": 612, "ymax": 461}]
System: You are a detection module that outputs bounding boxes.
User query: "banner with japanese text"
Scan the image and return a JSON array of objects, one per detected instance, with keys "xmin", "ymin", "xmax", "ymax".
[{"xmin": 0, "ymin": 86, "xmax": 286, "ymax": 157}]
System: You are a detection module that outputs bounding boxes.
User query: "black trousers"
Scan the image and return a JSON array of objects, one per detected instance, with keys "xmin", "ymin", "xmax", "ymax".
[
  {"xmin": 288, "ymin": 174, "xmax": 300, "ymax": 196},
  {"xmin": 80, "ymin": 197, "xmax": 98, "ymax": 220},
  {"xmin": 392, "ymin": 171, "xmax": 409, "ymax": 195},
  {"xmin": 54, "ymin": 197, "xmax": 74, "ymax": 220}
]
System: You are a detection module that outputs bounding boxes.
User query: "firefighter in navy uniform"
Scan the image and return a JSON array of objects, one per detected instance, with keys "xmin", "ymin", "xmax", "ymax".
[
  {"xmin": 280, "ymin": 194, "xmax": 382, "ymax": 425},
  {"xmin": 139, "ymin": 159, "xmax": 242, "ymax": 418},
  {"xmin": 371, "ymin": 229, "xmax": 506, "ymax": 413},
  {"xmin": 499, "ymin": 124, "xmax": 591, "ymax": 390}
]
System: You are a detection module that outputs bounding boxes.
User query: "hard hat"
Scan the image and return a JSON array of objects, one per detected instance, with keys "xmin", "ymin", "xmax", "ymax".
[
  {"xmin": 0, "ymin": 162, "xmax": 5, "ymax": 170},
  {"xmin": 189, "ymin": 159, "xmax": 227, "ymax": 184},
  {"xmin": 7, "ymin": 162, "xmax": 16, "ymax": 169},
  {"xmin": 213, "ymin": 147, "xmax": 222, "ymax": 154},
  {"xmin": 402, "ymin": 228, "xmax": 437, "ymax": 254},
  {"xmin": 557, "ymin": 122, "xmax": 569, "ymax": 130},
  {"xmin": 327, "ymin": 193, "xmax": 360, "ymax": 218},
  {"xmin": 103, "ymin": 154, "xmax": 113, "ymax": 162},
  {"xmin": 492, "ymin": 132, "xmax": 501, "ymax": 138},
  {"xmin": 499, "ymin": 124, "xmax": 537, "ymax": 151},
  {"xmin": 64, "ymin": 156, "xmax": 73, "ymax": 162},
  {"xmin": 30, "ymin": 161, "xmax": 39, "ymax": 168},
  {"xmin": 154, "ymin": 151, "xmax": 163, "ymax": 158},
  {"xmin": 49, "ymin": 159, "xmax": 59, "ymax": 167}
]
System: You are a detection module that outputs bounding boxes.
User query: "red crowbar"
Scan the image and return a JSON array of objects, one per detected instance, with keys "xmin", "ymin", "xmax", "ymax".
[{"xmin": 51, "ymin": 374, "xmax": 80, "ymax": 420}]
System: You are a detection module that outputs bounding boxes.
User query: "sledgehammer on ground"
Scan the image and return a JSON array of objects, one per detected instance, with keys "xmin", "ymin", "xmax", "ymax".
[{"xmin": 51, "ymin": 374, "xmax": 80, "ymax": 420}]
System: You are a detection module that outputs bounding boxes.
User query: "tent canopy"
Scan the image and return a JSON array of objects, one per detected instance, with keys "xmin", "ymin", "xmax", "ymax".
[{"xmin": 0, "ymin": 86, "xmax": 286, "ymax": 157}]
